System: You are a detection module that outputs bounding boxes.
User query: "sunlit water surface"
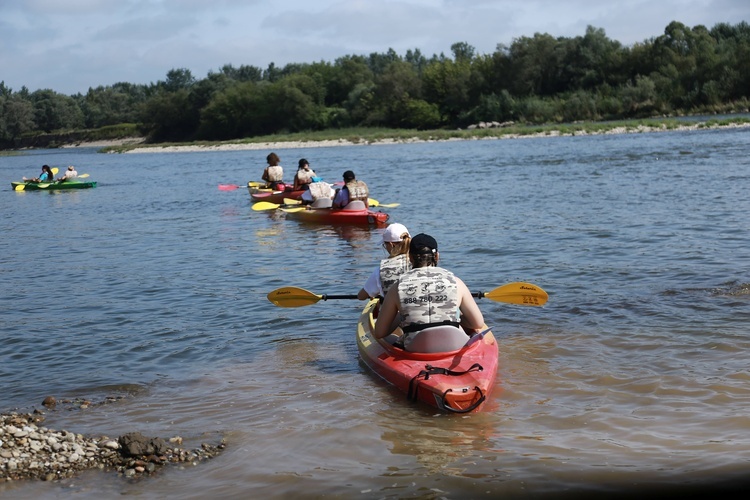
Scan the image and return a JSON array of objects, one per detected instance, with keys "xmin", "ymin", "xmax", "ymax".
[{"xmin": 2, "ymin": 127, "xmax": 750, "ymax": 498}]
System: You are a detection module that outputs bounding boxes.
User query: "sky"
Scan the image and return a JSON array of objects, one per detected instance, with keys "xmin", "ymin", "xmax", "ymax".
[{"xmin": 1, "ymin": 0, "xmax": 748, "ymax": 96}]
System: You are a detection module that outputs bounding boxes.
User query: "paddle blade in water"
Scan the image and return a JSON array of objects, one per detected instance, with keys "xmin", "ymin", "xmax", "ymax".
[
  {"xmin": 14, "ymin": 184, "xmax": 25, "ymax": 191},
  {"xmin": 218, "ymin": 184, "xmax": 240, "ymax": 191},
  {"xmin": 267, "ymin": 287, "xmax": 322, "ymax": 307},
  {"xmin": 252, "ymin": 201, "xmax": 281, "ymax": 211}
]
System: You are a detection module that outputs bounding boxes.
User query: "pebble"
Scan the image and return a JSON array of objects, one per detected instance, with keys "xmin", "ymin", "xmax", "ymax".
[{"xmin": 1, "ymin": 412, "xmax": 226, "ymax": 482}]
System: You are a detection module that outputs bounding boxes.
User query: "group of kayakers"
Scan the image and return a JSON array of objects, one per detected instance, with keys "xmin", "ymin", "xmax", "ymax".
[
  {"xmin": 260, "ymin": 152, "xmax": 370, "ymax": 209},
  {"xmin": 259, "ymin": 152, "xmax": 483, "ymax": 352},
  {"xmin": 357, "ymin": 222, "xmax": 485, "ymax": 352},
  {"xmin": 23, "ymin": 165, "xmax": 78, "ymax": 184}
]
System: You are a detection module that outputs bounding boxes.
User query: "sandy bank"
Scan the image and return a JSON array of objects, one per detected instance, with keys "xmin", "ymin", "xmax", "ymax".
[{"xmin": 65, "ymin": 121, "xmax": 750, "ymax": 154}]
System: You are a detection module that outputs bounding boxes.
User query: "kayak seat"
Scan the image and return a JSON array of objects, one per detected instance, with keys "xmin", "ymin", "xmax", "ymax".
[
  {"xmin": 342, "ymin": 200, "xmax": 367, "ymax": 211},
  {"xmin": 404, "ymin": 326, "xmax": 469, "ymax": 353},
  {"xmin": 311, "ymin": 197, "xmax": 333, "ymax": 208}
]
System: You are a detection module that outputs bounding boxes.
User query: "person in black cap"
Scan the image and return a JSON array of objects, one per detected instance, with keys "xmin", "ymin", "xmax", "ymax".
[
  {"xmin": 332, "ymin": 170, "xmax": 369, "ymax": 209},
  {"xmin": 293, "ymin": 158, "xmax": 318, "ymax": 191},
  {"xmin": 374, "ymin": 233, "xmax": 484, "ymax": 351}
]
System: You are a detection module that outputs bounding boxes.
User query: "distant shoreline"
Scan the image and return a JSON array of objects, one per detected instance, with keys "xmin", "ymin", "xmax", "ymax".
[{"xmin": 61, "ymin": 121, "xmax": 750, "ymax": 154}]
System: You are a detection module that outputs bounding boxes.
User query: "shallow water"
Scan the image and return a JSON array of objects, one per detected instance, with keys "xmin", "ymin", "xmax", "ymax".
[{"xmin": 2, "ymin": 127, "xmax": 750, "ymax": 498}]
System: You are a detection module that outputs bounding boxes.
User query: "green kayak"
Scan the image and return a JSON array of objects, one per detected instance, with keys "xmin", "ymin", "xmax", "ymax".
[{"xmin": 12, "ymin": 180, "xmax": 97, "ymax": 191}]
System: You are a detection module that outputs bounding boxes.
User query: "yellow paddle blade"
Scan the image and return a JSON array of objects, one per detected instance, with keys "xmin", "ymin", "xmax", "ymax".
[
  {"xmin": 252, "ymin": 201, "xmax": 281, "ymax": 211},
  {"xmin": 14, "ymin": 184, "xmax": 25, "ymax": 191},
  {"xmin": 479, "ymin": 282, "xmax": 548, "ymax": 306},
  {"xmin": 368, "ymin": 198, "xmax": 400, "ymax": 208},
  {"xmin": 267, "ymin": 287, "xmax": 322, "ymax": 307},
  {"xmin": 283, "ymin": 198, "xmax": 302, "ymax": 205},
  {"xmin": 51, "ymin": 168, "xmax": 59, "ymax": 175},
  {"xmin": 279, "ymin": 207, "xmax": 307, "ymax": 213},
  {"xmin": 78, "ymin": 173, "xmax": 90, "ymax": 178}
]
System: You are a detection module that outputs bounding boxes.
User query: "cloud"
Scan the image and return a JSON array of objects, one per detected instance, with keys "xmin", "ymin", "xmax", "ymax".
[{"xmin": 1, "ymin": 0, "xmax": 747, "ymax": 95}]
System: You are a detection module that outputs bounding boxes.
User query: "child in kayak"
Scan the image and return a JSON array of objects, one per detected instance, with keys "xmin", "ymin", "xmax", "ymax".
[
  {"xmin": 23, "ymin": 165, "xmax": 54, "ymax": 183},
  {"xmin": 358, "ymin": 223, "xmax": 412, "ymax": 300}
]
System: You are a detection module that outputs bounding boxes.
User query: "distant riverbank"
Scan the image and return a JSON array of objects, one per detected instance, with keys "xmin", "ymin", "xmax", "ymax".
[{"xmin": 58, "ymin": 117, "xmax": 750, "ymax": 154}]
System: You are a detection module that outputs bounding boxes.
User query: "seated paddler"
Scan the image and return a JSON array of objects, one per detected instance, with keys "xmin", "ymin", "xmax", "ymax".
[{"xmin": 373, "ymin": 233, "xmax": 485, "ymax": 352}]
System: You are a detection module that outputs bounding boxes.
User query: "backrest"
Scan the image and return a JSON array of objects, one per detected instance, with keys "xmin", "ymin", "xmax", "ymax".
[
  {"xmin": 311, "ymin": 197, "xmax": 333, "ymax": 208},
  {"xmin": 404, "ymin": 326, "xmax": 469, "ymax": 353},
  {"xmin": 343, "ymin": 200, "xmax": 367, "ymax": 211}
]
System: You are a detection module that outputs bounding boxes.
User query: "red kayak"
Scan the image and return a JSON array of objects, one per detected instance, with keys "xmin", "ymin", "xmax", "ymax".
[
  {"xmin": 356, "ymin": 299, "xmax": 499, "ymax": 413},
  {"xmin": 250, "ymin": 189, "xmax": 306, "ymax": 204},
  {"xmin": 280, "ymin": 203, "xmax": 389, "ymax": 226}
]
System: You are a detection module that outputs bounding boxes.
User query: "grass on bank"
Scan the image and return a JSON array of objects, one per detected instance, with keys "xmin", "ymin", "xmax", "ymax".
[{"xmin": 89, "ymin": 115, "xmax": 749, "ymax": 153}]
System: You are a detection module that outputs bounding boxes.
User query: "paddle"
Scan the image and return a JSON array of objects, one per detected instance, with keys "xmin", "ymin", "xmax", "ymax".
[
  {"xmin": 368, "ymin": 198, "xmax": 400, "ymax": 208},
  {"xmin": 267, "ymin": 282, "xmax": 548, "ymax": 308},
  {"xmin": 219, "ymin": 181, "xmax": 265, "ymax": 191},
  {"xmin": 267, "ymin": 287, "xmax": 359, "ymax": 307},
  {"xmin": 253, "ymin": 198, "xmax": 395, "ymax": 211},
  {"xmin": 472, "ymin": 282, "xmax": 548, "ymax": 307}
]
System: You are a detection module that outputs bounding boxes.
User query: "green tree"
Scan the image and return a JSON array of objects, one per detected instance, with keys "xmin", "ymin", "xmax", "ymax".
[
  {"xmin": 30, "ymin": 89, "xmax": 84, "ymax": 132},
  {"xmin": 0, "ymin": 94, "xmax": 35, "ymax": 144},
  {"xmin": 140, "ymin": 89, "xmax": 198, "ymax": 141}
]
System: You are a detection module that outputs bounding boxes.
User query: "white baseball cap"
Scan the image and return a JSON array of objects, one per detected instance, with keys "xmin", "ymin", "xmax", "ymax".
[{"xmin": 382, "ymin": 223, "xmax": 410, "ymax": 243}]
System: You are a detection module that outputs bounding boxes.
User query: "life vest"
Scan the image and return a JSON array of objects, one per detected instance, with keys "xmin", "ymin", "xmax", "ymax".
[
  {"xmin": 344, "ymin": 180, "xmax": 369, "ymax": 202},
  {"xmin": 379, "ymin": 254, "xmax": 411, "ymax": 295},
  {"xmin": 296, "ymin": 169, "xmax": 315, "ymax": 185},
  {"xmin": 265, "ymin": 165, "xmax": 283, "ymax": 182},
  {"xmin": 308, "ymin": 181, "xmax": 333, "ymax": 200},
  {"xmin": 397, "ymin": 267, "xmax": 460, "ymax": 334}
]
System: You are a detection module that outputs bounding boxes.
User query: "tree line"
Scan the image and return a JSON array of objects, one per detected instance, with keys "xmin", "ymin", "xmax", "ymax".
[{"xmin": 1, "ymin": 20, "xmax": 749, "ymax": 148}]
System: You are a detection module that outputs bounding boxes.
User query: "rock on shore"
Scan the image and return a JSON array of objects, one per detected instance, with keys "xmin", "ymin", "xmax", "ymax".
[{"xmin": 1, "ymin": 412, "xmax": 225, "ymax": 482}]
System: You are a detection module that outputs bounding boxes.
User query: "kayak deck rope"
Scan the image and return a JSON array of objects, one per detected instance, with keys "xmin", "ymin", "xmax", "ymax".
[{"xmin": 407, "ymin": 362, "xmax": 485, "ymax": 413}]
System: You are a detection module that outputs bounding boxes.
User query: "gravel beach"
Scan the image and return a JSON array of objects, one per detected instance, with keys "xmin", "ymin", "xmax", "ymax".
[{"xmin": 1, "ymin": 398, "xmax": 225, "ymax": 483}]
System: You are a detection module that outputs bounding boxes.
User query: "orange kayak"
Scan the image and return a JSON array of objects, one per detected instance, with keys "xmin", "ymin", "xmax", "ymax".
[{"xmin": 356, "ymin": 299, "xmax": 499, "ymax": 413}]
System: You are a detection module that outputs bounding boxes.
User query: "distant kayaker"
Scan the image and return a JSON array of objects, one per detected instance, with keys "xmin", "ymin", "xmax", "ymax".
[
  {"xmin": 261, "ymin": 152, "xmax": 284, "ymax": 190},
  {"xmin": 358, "ymin": 223, "xmax": 412, "ymax": 300},
  {"xmin": 22, "ymin": 165, "xmax": 54, "ymax": 183},
  {"xmin": 56, "ymin": 165, "xmax": 78, "ymax": 182},
  {"xmin": 374, "ymin": 233, "xmax": 485, "ymax": 352},
  {"xmin": 293, "ymin": 159, "xmax": 318, "ymax": 191},
  {"xmin": 332, "ymin": 170, "xmax": 369, "ymax": 209}
]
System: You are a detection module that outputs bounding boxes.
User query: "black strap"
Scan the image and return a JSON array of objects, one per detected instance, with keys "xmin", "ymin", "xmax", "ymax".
[
  {"xmin": 402, "ymin": 320, "xmax": 461, "ymax": 335},
  {"xmin": 407, "ymin": 362, "xmax": 484, "ymax": 409}
]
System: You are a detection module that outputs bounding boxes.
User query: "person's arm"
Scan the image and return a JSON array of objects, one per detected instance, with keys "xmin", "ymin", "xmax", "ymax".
[
  {"xmin": 358, "ymin": 267, "xmax": 381, "ymax": 300},
  {"xmin": 262, "ymin": 168, "xmax": 269, "ymax": 181},
  {"xmin": 456, "ymin": 277, "xmax": 484, "ymax": 332},
  {"xmin": 374, "ymin": 287, "xmax": 400, "ymax": 339},
  {"xmin": 332, "ymin": 187, "xmax": 348, "ymax": 208},
  {"xmin": 293, "ymin": 174, "xmax": 301, "ymax": 191}
]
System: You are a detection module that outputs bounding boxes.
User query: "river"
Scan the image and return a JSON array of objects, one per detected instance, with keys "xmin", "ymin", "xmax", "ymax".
[{"xmin": 2, "ymin": 126, "xmax": 750, "ymax": 498}]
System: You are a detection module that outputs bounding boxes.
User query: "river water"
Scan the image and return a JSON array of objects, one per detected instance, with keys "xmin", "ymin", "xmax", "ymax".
[{"xmin": 2, "ymin": 127, "xmax": 750, "ymax": 498}]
